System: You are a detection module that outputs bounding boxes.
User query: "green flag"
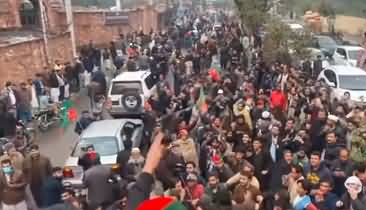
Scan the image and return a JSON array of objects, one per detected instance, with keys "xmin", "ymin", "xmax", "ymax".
[{"xmin": 61, "ymin": 100, "xmax": 74, "ymax": 128}]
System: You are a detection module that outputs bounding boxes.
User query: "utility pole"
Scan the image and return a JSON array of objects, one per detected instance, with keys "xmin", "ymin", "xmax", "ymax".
[
  {"xmin": 65, "ymin": 0, "xmax": 77, "ymax": 58},
  {"xmin": 38, "ymin": 0, "xmax": 50, "ymax": 65}
]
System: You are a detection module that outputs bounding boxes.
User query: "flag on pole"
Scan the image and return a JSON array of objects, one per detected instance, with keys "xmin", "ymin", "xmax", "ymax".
[
  {"xmin": 166, "ymin": 69, "xmax": 175, "ymax": 95},
  {"xmin": 210, "ymin": 55, "xmax": 222, "ymax": 73},
  {"xmin": 196, "ymin": 87, "xmax": 208, "ymax": 113},
  {"xmin": 60, "ymin": 100, "xmax": 76, "ymax": 128}
]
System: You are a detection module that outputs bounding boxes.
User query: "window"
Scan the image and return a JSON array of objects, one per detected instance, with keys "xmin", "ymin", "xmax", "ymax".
[
  {"xmin": 19, "ymin": 0, "xmax": 39, "ymax": 26},
  {"xmin": 339, "ymin": 75, "xmax": 366, "ymax": 90},
  {"xmin": 348, "ymin": 50, "xmax": 362, "ymax": 60},
  {"xmin": 111, "ymin": 81, "xmax": 142, "ymax": 94},
  {"xmin": 72, "ymin": 137, "xmax": 119, "ymax": 157},
  {"xmin": 144, "ymin": 73, "xmax": 159, "ymax": 90},
  {"xmin": 336, "ymin": 48, "xmax": 347, "ymax": 58},
  {"xmin": 324, "ymin": 70, "xmax": 337, "ymax": 86}
]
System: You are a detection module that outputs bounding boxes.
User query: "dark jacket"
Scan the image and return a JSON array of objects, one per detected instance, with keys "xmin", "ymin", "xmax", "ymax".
[
  {"xmin": 48, "ymin": 72, "xmax": 59, "ymax": 88},
  {"xmin": 44, "ymin": 202, "xmax": 82, "ymax": 210},
  {"xmin": 91, "ymin": 70, "xmax": 107, "ymax": 95},
  {"xmin": 331, "ymin": 159, "xmax": 354, "ymax": 196},
  {"xmin": 303, "ymin": 162, "xmax": 333, "ymax": 189},
  {"xmin": 339, "ymin": 193, "xmax": 366, "ymax": 210},
  {"xmin": 74, "ymin": 117, "xmax": 94, "ymax": 135},
  {"xmin": 83, "ymin": 165, "xmax": 114, "ymax": 207},
  {"xmin": 34, "ymin": 79, "xmax": 45, "ymax": 96},
  {"xmin": 209, "ymin": 164, "xmax": 234, "ymax": 183},
  {"xmin": 126, "ymin": 172, "xmax": 154, "ymax": 210},
  {"xmin": 42, "ymin": 176, "xmax": 63, "ymax": 207},
  {"xmin": 270, "ymin": 159, "xmax": 292, "ymax": 193},
  {"xmin": 156, "ymin": 151, "xmax": 185, "ymax": 189}
]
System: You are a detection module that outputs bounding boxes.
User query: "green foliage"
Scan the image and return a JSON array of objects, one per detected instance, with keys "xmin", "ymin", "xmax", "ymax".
[
  {"xmin": 292, "ymin": 0, "xmax": 366, "ymax": 17},
  {"xmin": 290, "ymin": 30, "xmax": 312, "ymax": 60},
  {"xmin": 351, "ymin": 120, "xmax": 366, "ymax": 163},
  {"xmin": 262, "ymin": 19, "xmax": 312, "ymax": 64},
  {"xmin": 262, "ymin": 19, "xmax": 291, "ymax": 64},
  {"xmin": 317, "ymin": 0, "xmax": 335, "ymax": 17},
  {"xmin": 233, "ymin": 0, "xmax": 269, "ymax": 34}
]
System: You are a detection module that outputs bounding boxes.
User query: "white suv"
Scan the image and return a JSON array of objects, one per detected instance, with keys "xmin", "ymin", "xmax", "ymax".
[{"xmin": 107, "ymin": 71, "xmax": 159, "ymax": 117}]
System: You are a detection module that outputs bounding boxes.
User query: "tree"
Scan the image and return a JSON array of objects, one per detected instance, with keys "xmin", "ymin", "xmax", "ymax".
[
  {"xmin": 263, "ymin": 19, "xmax": 311, "ymax": 64},
  {"xmin": 351, "ymin": 119, "xmax": 366, "ymax": 163},
  {"xmin": 316, "ymin": 0, "xmax": 336, "ymax": 34},
  {"xmin": 262, "ymin": 19, "xmax": 292, "ymax": 64},
  {"xmin": 234, "ymin": 0, "xmax": 270, "ymax": 35}
]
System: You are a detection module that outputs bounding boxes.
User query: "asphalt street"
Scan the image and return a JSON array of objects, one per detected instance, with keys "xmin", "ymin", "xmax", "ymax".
[{"xmin": 36, "ymin": 90, "xmax": 90, "ymax": 167}]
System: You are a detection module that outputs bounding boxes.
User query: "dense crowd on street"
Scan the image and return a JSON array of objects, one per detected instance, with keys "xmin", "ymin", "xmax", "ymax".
[{"xmin": 1, "ymin": 7, "xmax": 366, "ymax": 210}]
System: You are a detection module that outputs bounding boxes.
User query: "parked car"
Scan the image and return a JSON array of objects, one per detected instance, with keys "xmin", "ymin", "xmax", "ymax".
[
  {"xmin": 312, "ymin": 35, "xmax": 338, "ymax": 56},
  {"xmin": 318, "ymin": 65, "xmax": 366, "ymax": 103},
  {"xmin": 62, "ymin": 119, "xmax": 144, "ymax": 188},
  {"xmin": 333, "ymin": 46, "xmax": 365, "ymax": 67},
  {"xmin": 107, "ymin": 71, "xmax": 159, "ymax": 117}
]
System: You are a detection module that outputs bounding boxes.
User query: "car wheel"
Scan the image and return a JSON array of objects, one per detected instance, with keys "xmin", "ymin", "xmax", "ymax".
[{"xmin": 121, "ymin": 91, "xmax": 142, "ymax": 112}]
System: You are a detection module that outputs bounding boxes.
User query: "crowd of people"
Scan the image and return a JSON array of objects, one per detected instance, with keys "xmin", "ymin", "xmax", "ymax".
[{"xmin": 1, "ymin": 6, "xmax": 366, "ymax": 210}]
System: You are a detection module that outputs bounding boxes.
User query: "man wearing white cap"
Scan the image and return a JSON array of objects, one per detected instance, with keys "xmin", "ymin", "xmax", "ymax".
[{"xmin": 336, "ymin": 176, "xmax": 366, "ymax": 210}]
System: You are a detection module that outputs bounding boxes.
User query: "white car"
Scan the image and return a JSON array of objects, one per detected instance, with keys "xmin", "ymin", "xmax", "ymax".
[
  {"xmin": 63, "ymin": 119, "xmax": 144, "ymax": 187},
  {"xmin": 333, "ymin": 46, "xmax": 365, "ymax": 67},
  {"xmin": 107, "ymin": 71, "xmax": 159, "ymax": 117},
  {"xmin": 318, "ymin": 65, "xmax": 366, "ymax": 103}
]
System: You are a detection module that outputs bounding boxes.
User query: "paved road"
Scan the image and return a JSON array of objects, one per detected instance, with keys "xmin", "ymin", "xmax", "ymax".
[{"xmin": 36, "ymin": 91, "xmax": 90, "ymax": 167}]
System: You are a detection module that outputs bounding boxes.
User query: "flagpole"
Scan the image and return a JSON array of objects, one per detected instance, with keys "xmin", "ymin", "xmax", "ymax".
[
  {"xmin": 39, "ymin": 0, "xmax": 50, "ymax": 65},
  {"xmin": 65, "ymin": 0, "xmax": 77, "ymax": 58}
]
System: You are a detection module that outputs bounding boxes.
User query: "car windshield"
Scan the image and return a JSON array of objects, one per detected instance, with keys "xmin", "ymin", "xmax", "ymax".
[
  {"xmin": 348, "ymin": 50, "xmax": 362, "ymax": 60},
  {"xmin": 72, "ymin": 137, "xmax": 118, "ymax": 157},
  {"xmin": 339, "ymin": 75, "xmax": 366, "ymax": 90},
  {"xmin": 317, "ymin": 36, "xmax": 336, "ymax": 46},
  {"xmin": 111, "ymin": 81, "xmax": 142, "ymax": 94}
]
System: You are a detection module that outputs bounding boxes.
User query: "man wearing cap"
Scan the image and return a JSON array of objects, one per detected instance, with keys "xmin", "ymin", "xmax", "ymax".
[
  {"xmin": 209, "ymin": 155, "xmax": 234, "ymax": 183},
  {"xmin": 337, "ymin": 176, "xmax": 366, "ymax": 210},
  {"xmin": 176, "ymin": 129, "xmax": 198, "ymax": 166},
  {"xmin": 233, "ymin": 99, "xmax": 253, "ymax": 131},
  {"xmin": 185, "ymin": 173, "xmax": 205, "ymax": 201}
]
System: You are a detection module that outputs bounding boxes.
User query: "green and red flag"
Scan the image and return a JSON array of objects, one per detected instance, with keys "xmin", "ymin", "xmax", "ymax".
[
  {"xmin": 137, "ymin": 197, "xmax": 187, "ymax": 210},
  {"xmin": 60, "ymin": 100, "xmax": 78, "ymax": 128},
  {"xmin": 196, "ymin": 86, "xmax": 208, "ymax": 113}
]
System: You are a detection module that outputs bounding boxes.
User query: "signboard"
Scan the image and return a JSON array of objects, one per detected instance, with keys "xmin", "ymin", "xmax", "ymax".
[{"xmin": 104, "ymin": 12, "xmax": 129, "ymax": 25}]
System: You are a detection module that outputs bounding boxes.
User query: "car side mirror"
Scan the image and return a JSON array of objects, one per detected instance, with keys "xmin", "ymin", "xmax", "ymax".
[{"xmin": 328, "ymin": 82, "xmax": 336, "ymax": 88}]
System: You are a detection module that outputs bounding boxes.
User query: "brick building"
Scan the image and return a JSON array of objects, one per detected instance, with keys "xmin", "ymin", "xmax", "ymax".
[{"xmin": 0, "ymin": 0, "xmax": 161, "ymax": 85}]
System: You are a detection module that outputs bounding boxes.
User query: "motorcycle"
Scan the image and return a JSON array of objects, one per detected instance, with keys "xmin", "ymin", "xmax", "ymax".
[
  {"xmin": 0, "ymin": 121, "xmax": 35, "ymax": 155},
  {"xmin": 35, "ymin": 105, "xmax": 65, "ymax": 132}
]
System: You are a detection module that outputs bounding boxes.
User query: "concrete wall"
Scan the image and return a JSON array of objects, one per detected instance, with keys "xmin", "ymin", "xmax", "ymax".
[{"xmin": 0, "ymin": 33, "xmax": 72, "ymax": 85}]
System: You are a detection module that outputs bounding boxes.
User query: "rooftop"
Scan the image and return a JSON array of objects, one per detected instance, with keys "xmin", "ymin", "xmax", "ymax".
[
  {"xmin": 113, "ymin": 70, "xmax": 150, "ymax": 81},
  {"xmin": 81, "ymin": 119, "xmax": 142, "ymax": 138}
]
